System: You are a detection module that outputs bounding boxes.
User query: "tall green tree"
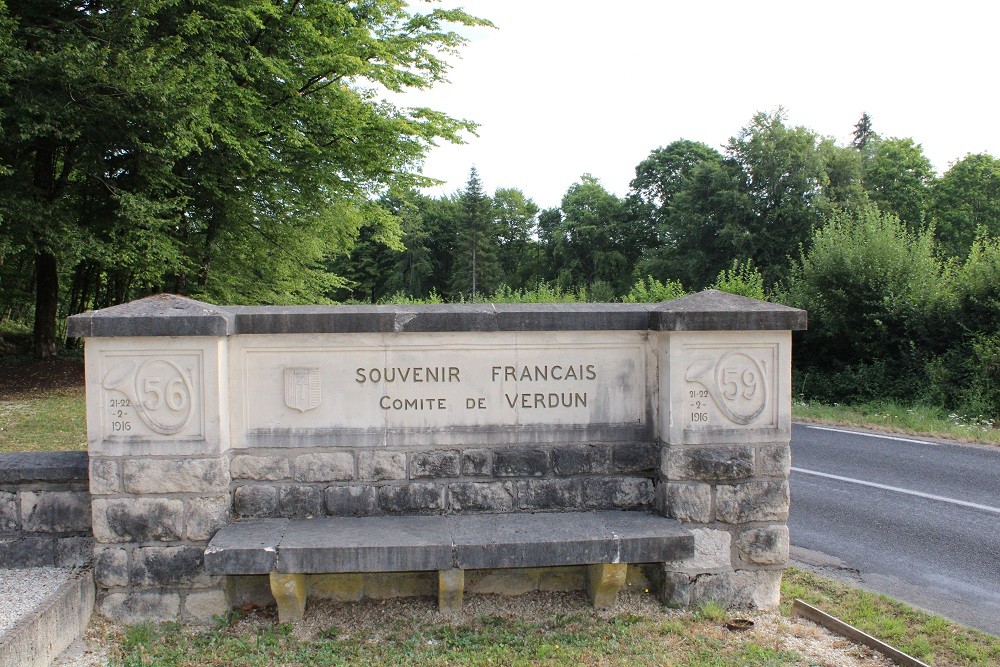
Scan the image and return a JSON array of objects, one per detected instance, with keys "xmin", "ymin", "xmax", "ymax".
[
  {"xmin": 450, "ymin": 167, "xmax": 499, "ymax": 299},
  {"xmin": 492, "ymin": 187, "xmax": 540, "ymax": 290},
  {"xmin": 724, "ymin": 110, "xmax": 832, "ymax": 283},
  {"xmin": 384, "ymin": 196, "xmax": 436, "ymax": 301},
  {"xmin": 862, "ymin": 137, "xmax": 935, "ymax": 230},
  {"xmin": 415, "ymin": 193, "xmax": 462, "ymax": 297},
  {"xmin": 630, "ymin": 140, "xmax": 725, "ymax": 283},
  {"xmin": 638, "ymin": 111, "xmax": 855, "ymax": 289},
  {"xmin": 551, "ymin": 174, "xmax": 632, "ymax": 295},
  {"xmin": 631, "ymin": 140, "xmax": 723, "ymax": 212},
  {"xmin": 851, "ymin": 112, "xmax": 877, "ymax": 152},
  {"xmin": 0, "ymin": 0, "xmax": 488, "ymax": 356},
  {"xmin": 930, "ymin": 153, "xmax": 1000, "ymax": 257}
]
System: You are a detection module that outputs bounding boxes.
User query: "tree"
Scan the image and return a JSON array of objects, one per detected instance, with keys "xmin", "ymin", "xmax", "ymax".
[
  {"xmin": 930, "ymin": 153, "xmax": 1000, "ymax": 257},
  {"xmin": 551, "ymin": 174, "xmax": 633, "ymax": 295},
  {"xmin": 492, "ymin": 187, "xmax": 540, "ymax": 290},
  {"xmin": 0, "ymin": 0, "xmax": 181, "ymax": 356},
  {"xmin": 385, "ymin": 196, "xmax": 436, "ymax": 301},
  {"xmin": 862, "ymin": 138, "xmax": 935, "ymax": 230},
  {"xmin": 640, "ymin": 111, "xmax": 846, "ymax": 289},
  {"xmin": 415, "ymin": 193, "xmax": 462, "ymax": 297},
  {"xmin": 631, "ymin": 140, "xmax": 723, "ymax": 212},
  {"xmin": 851, "ymin": 112, "xmax": 877, "ymax": 152},
  {"xmin": 725, "ymin": 110, "xmax": 833, "ymax": 283},
  {"xmin": 0, "ymin": 0, "xmax": 488, "ymax": 356},
  {"xmin": 630, "ymin": 141, "xmax": 725, "ymax": 284},
  {"xmin": 450, "ymin": 167, "xmax": 499, "ymax": 299},
  {"xmin": 819, "ymin": 139, "xmax": 867, "ymax": 212},
  {"xmin": 783, "ymin": 204, "xmax": 954, "ymax": 402}
]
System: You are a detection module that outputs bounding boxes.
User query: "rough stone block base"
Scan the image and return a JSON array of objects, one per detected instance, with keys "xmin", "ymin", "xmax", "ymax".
[
  {"xmin": 99, "ymin": 590, "xmax": 181, "ymax": 624},
  {"xmin": 654, "ymin": 567, "xmax": 782, "ymax": 611},
  {"xmin": 184, "ymin": 588, "xmax": 230, "ymax": 623}
]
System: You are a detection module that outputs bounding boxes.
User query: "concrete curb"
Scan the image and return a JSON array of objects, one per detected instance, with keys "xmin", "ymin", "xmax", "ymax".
[{"xmin": 0, "ymin": 568, "xmax": 95, "ymax": 667}]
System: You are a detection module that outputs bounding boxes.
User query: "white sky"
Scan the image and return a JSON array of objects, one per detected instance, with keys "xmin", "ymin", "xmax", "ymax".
[{"xmin": 398, "ymin": 0, "xmax": 1000, "ymax": 210}]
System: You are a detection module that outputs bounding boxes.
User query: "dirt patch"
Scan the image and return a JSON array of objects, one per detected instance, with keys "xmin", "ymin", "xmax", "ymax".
[{"xmin": 0, "ymin": 358, "xmax": 85, "ymax": 398}]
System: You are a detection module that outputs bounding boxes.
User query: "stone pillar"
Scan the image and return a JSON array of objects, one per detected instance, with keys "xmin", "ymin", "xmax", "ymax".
[
  {"xmin": 74, "ymin": 296, "xmax": 235, "ymax": 622},
  {"xmin": 653, "ymin": 292, "xmax": 804, "ymax": 610}
]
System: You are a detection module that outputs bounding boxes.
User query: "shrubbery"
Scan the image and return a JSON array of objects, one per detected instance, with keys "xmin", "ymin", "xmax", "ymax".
[
  {"xmin": 622, "ymin": 277, "xmax": 687, "ymax": 303},
  {"xmin": 783, "ymin": 206, "xmax": 999, "ymax": 421}
]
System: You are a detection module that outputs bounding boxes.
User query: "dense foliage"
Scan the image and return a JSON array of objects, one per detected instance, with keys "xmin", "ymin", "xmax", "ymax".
[
  {"xmin": 0, "ymin": 0, "xmax": 488, "ymax": 356},
  {"xmin": 0, "ymin": 6, "xmax": 997, "ymax": 421}
]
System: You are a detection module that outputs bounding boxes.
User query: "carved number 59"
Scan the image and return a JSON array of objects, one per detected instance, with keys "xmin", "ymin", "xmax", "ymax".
[{"xmin": 722, "ymin": 368, "xmax": 758, "ymax": 400}]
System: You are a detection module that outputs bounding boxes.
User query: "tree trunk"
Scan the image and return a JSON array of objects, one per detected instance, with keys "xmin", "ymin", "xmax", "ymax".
[{"xmin": 33, "ymin": 249, "xmax": 59, "ymax": 359}]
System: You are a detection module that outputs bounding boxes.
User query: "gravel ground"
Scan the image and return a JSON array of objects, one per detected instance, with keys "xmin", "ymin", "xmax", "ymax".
[{"xmin": 0, "ymin": 567, "xmax": 74, "ymax": 636}]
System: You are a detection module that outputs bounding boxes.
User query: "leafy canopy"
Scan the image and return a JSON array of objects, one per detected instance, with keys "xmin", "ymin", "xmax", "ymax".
[{"xmin": 0, "ymin": 0, "xmax": 491, "ymax": 355}]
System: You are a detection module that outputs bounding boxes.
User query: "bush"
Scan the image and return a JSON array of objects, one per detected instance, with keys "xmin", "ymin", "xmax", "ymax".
[
  {"xmin": 966, "ymin": 333, "xmax": 1000, "ymax": 421},
  {"xmin": 783, "ymin": 204, "xmax": 957, "ymax": 403},
  {"xmin": 487, "ymin": 283, "xmax": 585, "ymax": 303},
  {"xmin": 710, "ymin": 258, "xmax": 766, "ymax": 300},
  {"xmin": 623, "ymin": 276, "xmax": 687, "ymax": 303}
]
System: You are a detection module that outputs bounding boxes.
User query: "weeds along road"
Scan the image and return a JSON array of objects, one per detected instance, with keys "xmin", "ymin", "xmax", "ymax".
[{"xmin": 788, "ymin": 422, "xmax": 1000, "ymax": 636}]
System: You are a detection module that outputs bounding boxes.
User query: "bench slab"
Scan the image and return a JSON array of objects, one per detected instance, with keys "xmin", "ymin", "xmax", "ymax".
[{"xmin": 205, "ymin": 511, "xmax": 693, "ymax": 576}]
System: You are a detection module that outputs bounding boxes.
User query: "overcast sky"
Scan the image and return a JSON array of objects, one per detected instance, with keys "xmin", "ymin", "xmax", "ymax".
[{"xmin": 397, "ymin": 1, "xmax": 1000, "ymax": 210}]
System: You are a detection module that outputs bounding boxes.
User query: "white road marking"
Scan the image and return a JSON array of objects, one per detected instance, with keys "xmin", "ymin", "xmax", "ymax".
[
  {"xmin": 790, "ymin": 467, "xmax": 1000, "ymax": 515},
  {"xmin": 799, "ymin": 423, "xmax": 940, "ymax": 446}
]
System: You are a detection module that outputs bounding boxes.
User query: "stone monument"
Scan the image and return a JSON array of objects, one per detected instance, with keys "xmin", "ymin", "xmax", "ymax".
[{"xmin": 67, "ymin": 290, "xmax": 806, "ymax": 622}]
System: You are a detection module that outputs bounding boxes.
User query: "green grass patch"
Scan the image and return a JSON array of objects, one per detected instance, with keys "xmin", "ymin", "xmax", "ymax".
[
  {"xmin": 792, "ymin": 399, "xmax": 1000, "ymax": 446},
  {"xmin": 0, "ymin": 388, "xmax": 87, "ymax": 452},
  {"xmin": 782, "ymin": 567, "xmax": 1000, "ymax": 666},
  {"xmin": 97, "ymin": 572, "xmax": 1000, "ymax": 666},
  {"xmin": 102, "ymin": 603, "xmax": 807, "ymax": 667}
]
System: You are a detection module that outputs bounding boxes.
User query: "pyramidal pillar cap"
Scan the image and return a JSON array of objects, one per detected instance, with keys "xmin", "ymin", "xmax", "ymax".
[
  {"xmin": 67, "ymin": 294, "xmax": 236, "ymax": 337},
  {"xmin": 651, "ymin": 290, "xmax": 807, "ymax": 331}
]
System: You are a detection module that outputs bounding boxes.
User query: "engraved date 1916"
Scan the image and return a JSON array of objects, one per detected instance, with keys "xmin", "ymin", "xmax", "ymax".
[
  {"xmin": 109, "ymin": 398, "xmax": 132, "ymax": 431},
  {"xmin": 689, "ymin": 389, "xmax": 709, "ymax": 422}
]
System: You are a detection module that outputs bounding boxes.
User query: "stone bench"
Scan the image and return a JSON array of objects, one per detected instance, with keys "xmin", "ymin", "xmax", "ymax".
[{"xmin": 204, "ymin": 510, "xmax": 694, "ymax": 622}]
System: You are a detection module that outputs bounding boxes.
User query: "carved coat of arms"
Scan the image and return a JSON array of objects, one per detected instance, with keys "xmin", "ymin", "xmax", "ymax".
[{"xmin": 284, "ymin": 367, "xmax": 321, "ymax": 412}]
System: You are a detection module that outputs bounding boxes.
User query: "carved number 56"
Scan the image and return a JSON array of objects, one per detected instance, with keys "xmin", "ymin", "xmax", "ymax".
[{"xmin": 141, "ymin": 376, "xmax": 189, "ymax": 411}]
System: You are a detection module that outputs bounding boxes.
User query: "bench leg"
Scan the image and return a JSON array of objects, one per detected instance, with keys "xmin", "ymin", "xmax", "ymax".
[
  {"xmin": 438, "ymin": 568, "xmax": 465, "ymax": 613},
  {"xmin": 270, "ymin": 572, "xmax": 307, "ymax": 624},
  {"xmin": 587, "ymin": 563, "xmax": 627, "ymax": 609}
]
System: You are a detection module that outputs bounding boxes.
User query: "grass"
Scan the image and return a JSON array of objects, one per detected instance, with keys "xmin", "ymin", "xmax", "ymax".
[
  {"xmin": 96, "ymin": 571, "xmax": 1000, "ymax": 666},
  {"xmin": 783, "ymin": 568, "xmax": 1000, "ymax": 666},
  {"xmin": 100, "ymin": 602, "xmax": 805, "ymax": 667},
  {"xmin": 792, "ymin": 399, "xmax": 1000, "ymax": 446},
  {"xmin": 0, "ymin": 387, "xmax": 87, "ymax": 452}
]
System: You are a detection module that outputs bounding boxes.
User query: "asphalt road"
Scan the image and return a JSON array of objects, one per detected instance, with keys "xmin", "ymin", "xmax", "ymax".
[{"xmin": 788, "ymin": 422, "xmax": 1000, "ymax": 636}]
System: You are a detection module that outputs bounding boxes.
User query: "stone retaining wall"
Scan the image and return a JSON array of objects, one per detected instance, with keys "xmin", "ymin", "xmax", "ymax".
[
  {"xmin": 0, "ymin": 452, "xmax": 93, "ymax": 568},
  {"xmin": 67, "ymin": 290, "xmax": 806, "ymax": 622}
]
